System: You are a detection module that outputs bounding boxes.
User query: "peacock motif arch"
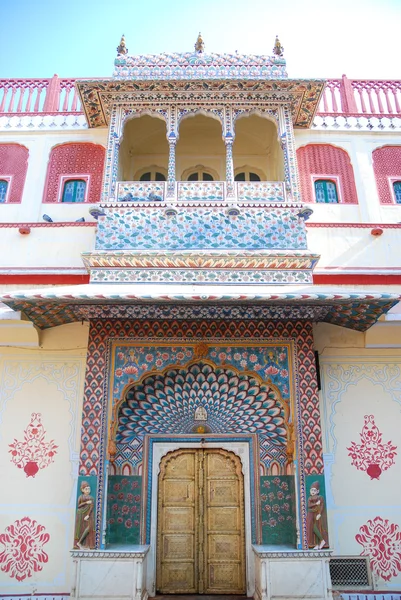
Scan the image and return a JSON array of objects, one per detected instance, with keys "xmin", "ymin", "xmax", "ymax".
[{"xmin": 116, "ymin": 361, "xmax": 288, "ymax": 444}]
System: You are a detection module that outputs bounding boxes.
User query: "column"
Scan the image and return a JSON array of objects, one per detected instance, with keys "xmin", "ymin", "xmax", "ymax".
[
  {"xmin": 225, "ymin": 134, "xmax": 235, "ymax": 198},
  {"xmin": 167, "ymin": 134, "xmax": 177, "ymax": 198}
]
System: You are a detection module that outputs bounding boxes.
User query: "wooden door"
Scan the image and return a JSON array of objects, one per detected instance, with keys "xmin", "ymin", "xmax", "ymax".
[{"xmin": 157, "ymin": 448, "xmax": 246, "ymax": 595}]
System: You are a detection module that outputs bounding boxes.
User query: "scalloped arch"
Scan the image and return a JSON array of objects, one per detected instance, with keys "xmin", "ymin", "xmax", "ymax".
[{"xmin": 116, "ymin": 361, "xmax": 287, "ymax": 444}]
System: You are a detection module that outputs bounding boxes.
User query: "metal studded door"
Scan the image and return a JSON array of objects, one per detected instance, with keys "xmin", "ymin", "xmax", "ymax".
[{"xmin": 157, "ymin": 448, "xmax": 246, "ymax": 594}]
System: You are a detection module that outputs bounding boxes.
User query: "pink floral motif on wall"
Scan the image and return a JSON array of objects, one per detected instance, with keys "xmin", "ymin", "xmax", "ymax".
[
  {"xmin": 356, "ymin": 517, "xmax": 401, "ymax": 581},
  {"xmin": 43, "ymin": 142, "xmax": 105, "ymax": 203},
  {"xmin": 9, "ymin": 413, "xmax": 58, "ymax": 477},
  {"xmin": 0, "ymin": 517, "xmax": 50, "ymax": 581},
  {"xmin": 347, "ymin": 415, "xmax": 397, "ymax": 480}
]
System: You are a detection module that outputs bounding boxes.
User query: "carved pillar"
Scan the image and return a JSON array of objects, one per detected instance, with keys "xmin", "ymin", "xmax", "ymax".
[
  {"xmin": 225, "ymin": 134, "xmax": 235, "ymax": 198},
  {"xmin": 102, "ymin": 106, "xmax": 121, "ymax": 202},
  {"xmin": 280, "ymin": 106, "xmax": 302, "ymax": 202},
  {"xmin": 167, "ymin": 134, "xmax": 177, "ymax": 198}
]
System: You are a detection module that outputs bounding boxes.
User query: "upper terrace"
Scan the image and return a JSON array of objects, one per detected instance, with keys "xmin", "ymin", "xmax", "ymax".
[{"xmin": 1, "ymin": 75, "xmax": 400, "ymax": 121}]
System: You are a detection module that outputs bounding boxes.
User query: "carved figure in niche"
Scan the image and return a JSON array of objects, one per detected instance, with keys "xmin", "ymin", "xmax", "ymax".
[
  {"xmin": 306, "ymin": 481, "xmax": 328, "ymax": 549},
  {"xmin": 74, "ymin": 481, "xmax": 95, "ymax": 549},
  {"xmin": 194, "ymin": 405, "xmax": 208, "ymax": 421}
]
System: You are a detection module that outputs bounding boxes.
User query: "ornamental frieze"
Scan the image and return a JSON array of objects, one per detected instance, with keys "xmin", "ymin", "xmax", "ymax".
[{"xmin": 76, "ymin": 78, "xmax": 325, "ymax": 129}]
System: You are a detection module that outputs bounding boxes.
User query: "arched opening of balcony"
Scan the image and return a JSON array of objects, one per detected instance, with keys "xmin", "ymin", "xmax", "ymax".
[
  {"xmin": 233, "ymin": 113, "xmax": 284, "ymax": 182},
  {"xmin": 176, "ymin": 112, "xmax": 225, "ymax": 181},
  {"xmin": 118, "ymin": 114, "xmax": 168, "ymax": 182}
]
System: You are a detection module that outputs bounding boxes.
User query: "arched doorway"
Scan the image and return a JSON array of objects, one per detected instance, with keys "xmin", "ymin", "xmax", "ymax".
[{"xmin": 157, "ymin": 447, "xmax": 246, "ymax": 595}]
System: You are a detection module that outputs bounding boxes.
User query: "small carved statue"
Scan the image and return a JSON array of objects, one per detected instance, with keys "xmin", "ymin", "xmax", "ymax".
[
  {"xmin": 195, "ymin": 32, "xmax": 205, "ymax": 53},
  {"xmin": 117, "ymin": 34, "xmax": 128, "ymax": 56},
  {"xmin": 306, "ymin": 481, "xmax": 328, "ymax": 549},
  {"xmin": 74, "ymin": 481, "xmax": 95, "ymax": 549},
  {"xmin": 194, "ymin": 405, "xmax": 208, "ymax": 421},
  {"xmin": 272, "ymin": 35, "xmax": 284, "ymax": 57}
]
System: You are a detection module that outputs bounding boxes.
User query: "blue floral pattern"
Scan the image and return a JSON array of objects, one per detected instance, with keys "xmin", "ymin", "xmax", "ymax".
[{"xmin": 96, "ymin": 208, "xmax": 307, "ymax": 251}]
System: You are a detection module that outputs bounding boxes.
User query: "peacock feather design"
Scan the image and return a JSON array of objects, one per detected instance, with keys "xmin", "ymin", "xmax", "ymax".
[{"xmin": 117, "ymin": 362, "xmax": 286, "ymax": 444}]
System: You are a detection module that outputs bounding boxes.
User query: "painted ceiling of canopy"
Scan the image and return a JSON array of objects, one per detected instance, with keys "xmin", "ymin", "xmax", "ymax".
[{"xmin": 0, "ymin": 286, "xmax": 399, "ymax": 331}]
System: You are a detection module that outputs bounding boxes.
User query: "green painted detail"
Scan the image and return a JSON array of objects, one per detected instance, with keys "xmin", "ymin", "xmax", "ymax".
[
  {"xmin": 260, "ymin": 475, "xmax": 296, "ymax": 546},
  {"xmin": 106, "ymin": 475, "xmax": 141, "ymax": 545}
]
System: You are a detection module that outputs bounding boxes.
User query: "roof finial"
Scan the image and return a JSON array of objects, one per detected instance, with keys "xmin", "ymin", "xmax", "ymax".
[
  {"xmin": 117, "ymin": 34, "xmax": 128, "ymax": 56},
  {"xmin": 195, "ymin": 32, "xmax": 205, "ymax": 53},
  {"xmin": 273, "ymin": 35, "xmax": 284, "ymax": 57}
]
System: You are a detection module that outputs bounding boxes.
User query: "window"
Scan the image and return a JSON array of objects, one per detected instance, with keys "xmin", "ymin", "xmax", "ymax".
[
  {"xmin": 62, "ymin": 179, "xmax": 87, "ymax": 203},
  {"xmin": 0, "ymin": 179, "xmax": 8, "ymax": 203},
  {"xmin": 188, "ymin": 171, "xmax": 214, "ymax": 181},
  {"xmin": 139, "ymin": 171, "xmax": 166, "ymax": 182},
  {"xmin": 235, "ymin": 172, "xmax": 261, "ymax": 182},
  {"xmin": 314, "ymin": 179, "xmax": 339, "ymax": 203},
  {"xmin": 393, "ymin": 181, "xmax": 401, "ymax": 204}
]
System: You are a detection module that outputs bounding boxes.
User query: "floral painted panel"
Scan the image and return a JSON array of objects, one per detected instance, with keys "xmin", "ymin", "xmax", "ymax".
[
  {"xmin": 112, "ymin": 344, "xmax": 291, "ymax": 407},
  {"xmin": 117, "ymin": 182, "xmax": 164, "ymax": 202},
  {"xmin": 237, "ymin": 182, "xmax": 285, "ymax": 202},
  {"xmin": 261, "ymin": 475, "xmax": 296, "ymax": 545},
  {"xmin": 106, "ymin": 475, "xmax": 141, "ymax": 545},
  {"xmin": 96, "ymin": 207, "xmax": 307, "ymax": 251},
  {"xmin": 177, "ymin": 181, "xmax": 224, "ymax": 201}
]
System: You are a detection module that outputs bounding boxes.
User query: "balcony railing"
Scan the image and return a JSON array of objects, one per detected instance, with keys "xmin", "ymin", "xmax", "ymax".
[
  {"xmin": 114, "ymin": 181, "xmax": 287, "ymax": 204},
  {"xmin": 1, "ymin": 75, "xmax": 400, "ymax": 118},
  {"xmin": 318, "ymin": 75, "xmax": 401, "ymax": 117},
  {"xmin": 0, "ymin": 76, "xmax": 82, "ymax": 114}
]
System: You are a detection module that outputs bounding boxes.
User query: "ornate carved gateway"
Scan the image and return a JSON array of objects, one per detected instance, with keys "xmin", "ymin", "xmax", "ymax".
[{"xmin": 2, "ymin": 33, "xmax": 399, "ymax": 600}]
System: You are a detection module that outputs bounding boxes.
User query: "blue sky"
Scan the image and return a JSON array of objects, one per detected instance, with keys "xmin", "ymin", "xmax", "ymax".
[{"xmin": 1, "ymin": 0, "xmax": 400, "ymax": 80}]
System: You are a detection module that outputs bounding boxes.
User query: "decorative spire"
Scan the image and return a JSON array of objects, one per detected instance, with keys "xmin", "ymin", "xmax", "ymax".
[
  {"xmin": 273, "ymin": 35, "xmax": 284, "ymax": 57},
  {"xmin": 194, "ymin": 32, "xmax": 205, "ymax": 53},
  {"xmin": 117, "ymin": 34, "xmax": 128, "ymax": 56}
]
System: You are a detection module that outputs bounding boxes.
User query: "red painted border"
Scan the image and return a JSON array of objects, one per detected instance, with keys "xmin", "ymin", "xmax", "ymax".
[
  {"xmin": 0, "ymin": 274, "xmax": 90, "ymax": 284},
  {"xmin": 0, "ymin": 273, "xmax": 400, "ymax": 286},
  {"xmin": 0, "ymin": 222, "xmax": 400, "ymax": 229},
  {"xmin": 306, "ymin": 223, "xmax": 401, "ymax": 229},
  {"xmin": 313, "ymin": 274, "xmax": 401, "ymax": 284},
  {"xmin": 0, "ymin": 222, "xmax": 96, "ymax": 228}
]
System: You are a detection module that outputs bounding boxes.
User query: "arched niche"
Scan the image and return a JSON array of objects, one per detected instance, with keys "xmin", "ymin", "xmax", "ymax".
[
  {"xmin": 110, "ymin": 361, "xmax": 289, "ymax": 474},
  {"xmin": 233, "ymin": 114, "xmax": 284, "ymax": 182},
  {"xmin": 118, "ymin": 115, "xmax": 168, "ymax": 181},
  {"xmin": 176, "ymin": 114, "xmax": 225, "ymax": 181}
]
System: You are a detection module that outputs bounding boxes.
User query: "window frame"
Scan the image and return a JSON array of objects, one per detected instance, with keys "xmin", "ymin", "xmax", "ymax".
[
  {"xmin": 311, "ymin": 175, "xmax": 342, "ymax": 204},
  {"xmin": 0, "ymin": 176, "xmax": 12, "ymax": 204},
  {"xmin": 181, "ymin": 165, "xmax": 220, "ymax": 182},
  {"xmin": 234, "ymin": 166, "xmax": 265, "ymax": 182},
  {"xmin": 58, "ymin": 175, "xmax": 90, "ymax": 203},
  {"xmin": 134, "ymin": 166, "xmax": 168, "ymax": 182},
  {"xmin": 388, "ymin": 177, "xmax": 401, "ymax": 205}
]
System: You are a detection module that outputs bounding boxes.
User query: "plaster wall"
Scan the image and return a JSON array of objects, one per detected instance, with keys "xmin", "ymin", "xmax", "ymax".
[
  {"xmin": 295, "ymin": 130, "xmax": 401, "ymax": 223},
  {"xmin": 306, "ymin": 226, "xmax": 401, "ymax": 272},
  {"xmin": 1, "ymin": 222, "xmax": 400, "ymax": 275},
  {"xmin": 0, "ymin": 226, "xmax": 95, "ymax": 270},
  {"xmin": 0, "ymin": 128, "xmax": 107, "ymax": 223},
  {"xmin": 315, "ymin": 322, "xmax": 401, "ymax": 590},
  {"xmin": 0, "ymin": 322, "xmax": 88, "ymax": 595}
]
